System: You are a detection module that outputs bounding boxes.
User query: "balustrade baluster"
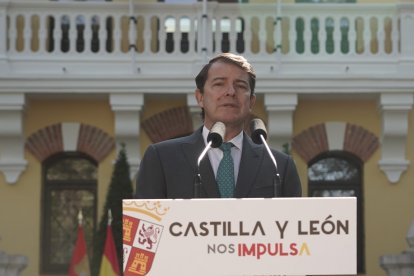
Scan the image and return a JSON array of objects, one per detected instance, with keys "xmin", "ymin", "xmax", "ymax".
[
  {"xmin": 303, "ymin": 16, "xmax": 311, "ymax": 55},
  {"xmin": 142, "ymin": 15, "xmax": 149, "ymax": 55},
  {"xmin": 187, "ymin": 16, "xmax": 195, "ymax": 54},
  {"xmin": 69, "ymin": 15, "xmax": 77, "ymax": 54},
  {"xmin": 52, "ymin": 15, "xmax": 61, "ymax": 54},
  {"xmin": 258, "ymin": 16, "xmax": 266, "ymax": 56},
  {"xmin": 243, "ymin": 16, "xmax": 252, "ymax": 55},
  {"xmin": 333, "ymin": 16, "xmax": 341, "ymax": 56},
  {"xmin": 288, "ymin": 17, "xmax": 295, "ymax": 56},
  {"xmin": 38, "ymin": 14, "xmax": 46, "ymax": 54},
  {"xmin": 229, "ymin": 16, "xmax": 236, "ymax": 54},
  {"xmin": 112, "ymin": 15, "xmax": 121, "ymax": 54},
  {"xmin": 174, "ymin": 16, "xmax": 180, "ymax": 54},
  {"xmin": 319, "ymin": 16, "xmax": 326, "ymax": 55},
  {"xmin": 23, "ymin": 14, "xmax": 31, "ymax": 54},
  {"xmin": 99, "ymin": 15, "xmax": 107, "ymax": 54},
  {"xmin": 348, "ymin": 16, "xmax": 356, "ymax": 55},
  {"xmin": 363, "ymin": 16, "xmax": 371, "ymax": 55},
  {"xmin": 8, "ymin": 14, "xmax": 16, "ymax": 54},
  {"xmin": 159, "ymin": 16, "xmax": 166, "ymax": 54},
  {"xmin": 213, "ymin": 17, "xmax": 220, "ymax": 54},
  {"xmin": 377, "ymin": 16, "xmax": 385, "ymax": 56},
  {"xmin": 391, "ymin": 16, "xmax": 398, "ymax": 55},
  {"xmin": 83, "ymin": 15, "xmax": 92, "ymax": 54}
]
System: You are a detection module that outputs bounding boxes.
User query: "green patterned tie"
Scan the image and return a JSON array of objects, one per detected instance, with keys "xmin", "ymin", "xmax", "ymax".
[{"xmin": 216, "ymin": 142, "xmax": 235, "ymax": 198}]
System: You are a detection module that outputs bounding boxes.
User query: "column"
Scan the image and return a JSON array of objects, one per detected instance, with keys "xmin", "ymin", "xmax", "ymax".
[
  {"xmin": 264, "ymin": 93, "xmax": 298, "ymax": 152},
  {"xmin": 110, "ymin": 93, "xmax": 143, "ymax": 179},
  {"xmin": 187, "ymin": 93, "xmax": 203, "ymax": 130}
]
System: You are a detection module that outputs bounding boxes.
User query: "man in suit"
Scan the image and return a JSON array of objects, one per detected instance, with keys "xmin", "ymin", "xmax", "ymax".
[{"xmin": 136, "ymin": 53, "xmax": 301, "ymax": 199}]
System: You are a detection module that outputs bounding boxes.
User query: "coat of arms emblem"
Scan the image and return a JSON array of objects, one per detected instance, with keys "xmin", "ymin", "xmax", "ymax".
[{"xmin": 123, "ymin": 201, "xmax": 169, "ymax": 275}]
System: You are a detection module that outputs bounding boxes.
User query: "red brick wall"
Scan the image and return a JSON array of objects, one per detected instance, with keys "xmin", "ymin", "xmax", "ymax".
[
  {"xmin": 142, "ymin": 106, "xmax": 193, "ymax": 143},
  {"xmin": 26, "ymin": 123, "xmax": 114, "ymax": 162},
  {"xmin": 292, "ymin": 123, "xmax": 379, "ymax": 163}
]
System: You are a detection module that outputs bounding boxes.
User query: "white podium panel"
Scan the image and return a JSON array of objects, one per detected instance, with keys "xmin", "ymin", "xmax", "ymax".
[{"xmin": 123, "ymin": 197, "xmax": 356, "ymax": 276}]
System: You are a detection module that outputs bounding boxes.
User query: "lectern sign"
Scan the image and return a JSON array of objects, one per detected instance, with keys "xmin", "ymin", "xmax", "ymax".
[{"xmin": 123, "ymin": 197, "xmax": 356, "ymax": 276}]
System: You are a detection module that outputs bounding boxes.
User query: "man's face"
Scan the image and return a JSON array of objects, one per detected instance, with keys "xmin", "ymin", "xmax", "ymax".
[{"xmin": 195, "ymin": 61, "xmax": 256, "ymax": 130}]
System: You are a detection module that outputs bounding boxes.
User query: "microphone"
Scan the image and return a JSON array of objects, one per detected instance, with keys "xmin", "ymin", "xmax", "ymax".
[
  {"xmin": 194, "ymin": 122, "xmax": 226, "ymax": 198},
  {"xmin": 250, "ymin": 118, "xmax": 268, "ymax": 144},
  {"xmin": 207, "ymin": 121, "xmax": 225, "ymax": 148},
  {"xmin": 250, "ymin": 118, "xmax": 282, "ymax": 197}
]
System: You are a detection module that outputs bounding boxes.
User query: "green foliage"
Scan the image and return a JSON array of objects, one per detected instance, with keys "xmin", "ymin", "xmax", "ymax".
[
  {"xmin": 91, "ymin": 144, "xmax": 133, "ymax": 276},
  {"xmin": 282, "ymin": 142, "xmax": 291, "ymax": 155}
]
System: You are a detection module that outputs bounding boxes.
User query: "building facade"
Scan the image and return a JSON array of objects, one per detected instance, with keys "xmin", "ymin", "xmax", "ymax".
[{"xmin": 0, "ymin": 0, "xmax": 413, "ymax": 275}]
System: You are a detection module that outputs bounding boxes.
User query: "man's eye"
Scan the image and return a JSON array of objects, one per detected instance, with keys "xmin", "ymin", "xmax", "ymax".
[{"xmin": 236, "ymin": 84, "xmax": 248, "ymax": 90}]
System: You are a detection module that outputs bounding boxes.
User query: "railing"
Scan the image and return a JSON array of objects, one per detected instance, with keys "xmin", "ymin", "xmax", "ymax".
[{"xmin": 0, "ymin": 0, "xmax": 413, "ymax": 76}]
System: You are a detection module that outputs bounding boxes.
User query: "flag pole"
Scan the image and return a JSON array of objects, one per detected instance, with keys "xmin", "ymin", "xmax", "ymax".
[
  {"xmin": 99, "ymin": 208, "xmax": 120, "ymax": 276},
  {"xmin": 68, "ymin": 209, "xmax": 91, "ymax": 276},
  {"xmin": 108, "ymin": 209, "xmax": 112, "ymax": 226},
  {"xmin": 78, "ymin": 209, "xmax": 83, "ymax": 226}
]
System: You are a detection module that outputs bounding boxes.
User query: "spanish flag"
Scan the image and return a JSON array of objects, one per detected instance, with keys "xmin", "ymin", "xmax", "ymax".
[
  {"xmin": 99, "ymin": 210, "xmax": 120, "ymax": 276},
  {"xmin": 68, "ymin": 211, "xmax": 91, "ymax": 276}
]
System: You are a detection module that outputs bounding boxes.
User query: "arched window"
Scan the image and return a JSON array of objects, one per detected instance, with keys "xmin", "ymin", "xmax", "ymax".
[
  {"xmin": 41, "ymin": 153, "xmax": 97, "ymax": 274},
  {"xmin": 308, "ymin": 151, "xmax": 365, "ymax": 273}
]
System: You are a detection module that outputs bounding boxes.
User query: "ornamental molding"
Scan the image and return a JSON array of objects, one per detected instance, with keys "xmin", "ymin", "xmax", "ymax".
[
  {"xmin": 0, "ymin": 93, "xmax": 26, "ymax": 184},
  {"xmin": 378, "ymin": 93, "xmax": 413, "ymax": 183}
]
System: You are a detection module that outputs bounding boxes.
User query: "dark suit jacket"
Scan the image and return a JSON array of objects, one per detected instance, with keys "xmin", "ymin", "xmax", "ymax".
[{"xmin": 135, "ymin": 127, "xmax": 302, "ymax": 199}]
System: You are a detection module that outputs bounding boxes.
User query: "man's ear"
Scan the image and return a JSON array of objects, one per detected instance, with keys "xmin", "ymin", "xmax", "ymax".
[{"xmin": 195, "ymin": 89, "xmax": 204, "ymax": 108}]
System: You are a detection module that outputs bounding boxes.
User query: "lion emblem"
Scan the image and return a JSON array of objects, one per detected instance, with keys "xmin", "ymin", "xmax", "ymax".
[{"xmin": 138, "ymin": 223, "xmax": 160, "ymax": 250}]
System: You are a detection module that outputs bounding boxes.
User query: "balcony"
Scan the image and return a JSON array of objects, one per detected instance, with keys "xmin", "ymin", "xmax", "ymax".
[
  {"xmin": 0, "ymin": 0, "xmax": 413, "ymax": 95},
  {"xmin": 0, "ymin": 1, "xmax": 413, "ymax": 185}
]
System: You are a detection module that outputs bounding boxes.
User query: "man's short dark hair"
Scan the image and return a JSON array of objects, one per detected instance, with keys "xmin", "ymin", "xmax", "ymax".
[{"xmin": 195, "ymin": 53, "xmax": 256, "ymax": 96}]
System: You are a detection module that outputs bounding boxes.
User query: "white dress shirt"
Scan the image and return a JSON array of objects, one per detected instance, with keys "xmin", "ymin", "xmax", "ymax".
[{"xmin": 202, "ymin": 126, "xmax": 243, "ymax": 184}]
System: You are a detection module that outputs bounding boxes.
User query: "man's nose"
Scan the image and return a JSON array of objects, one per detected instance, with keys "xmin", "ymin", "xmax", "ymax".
[{"xmin": 225, "ymin": 84, "xmax": 236, "ymax": 96}]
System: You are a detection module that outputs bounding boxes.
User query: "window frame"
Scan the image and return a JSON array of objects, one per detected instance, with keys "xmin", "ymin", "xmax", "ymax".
[
  {"xmin": 40, "ymin": 152, "xmax": 98, "ymax": 274},
  {"xmin": 308, "ymin": 150, "xmax": 365, "ymax": 273}
]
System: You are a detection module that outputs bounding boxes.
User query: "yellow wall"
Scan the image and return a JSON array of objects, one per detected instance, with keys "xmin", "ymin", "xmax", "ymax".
[
  {"xmin": 1, "ymin": 97, "xmax": 412, "ymax": 276},
  {"xmin": 0, "ymin": 98, "xmax": 116, "ymax": 276},
  {"xmin": 0, "ymin": 94, "xmax": 225, "ymax": 275},
  {"xmin": 293, "ymin": 98, "xmax": 414, "ymax": 276}
]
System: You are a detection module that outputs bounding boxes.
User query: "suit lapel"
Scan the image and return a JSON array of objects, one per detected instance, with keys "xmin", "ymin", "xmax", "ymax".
[
  {"xmin": 234, "ymin": 134, "xmax": 263, "ymax": 198},
  {"xmin": 181, "ymin": 127, "xmax": 220, "ymax": 198}
]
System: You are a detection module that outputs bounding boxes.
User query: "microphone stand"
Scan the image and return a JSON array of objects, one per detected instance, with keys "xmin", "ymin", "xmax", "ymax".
[
  {"xmin": 193, "ymin": 121, "xmax": 225, "ymax": 198},
  {"xmin": 194, "ymin": 140, "xmax": 212, "ymax": 198},
  {"xmin": 258, "ymin": 134, "xmax": 281, "ymax": 197}
]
